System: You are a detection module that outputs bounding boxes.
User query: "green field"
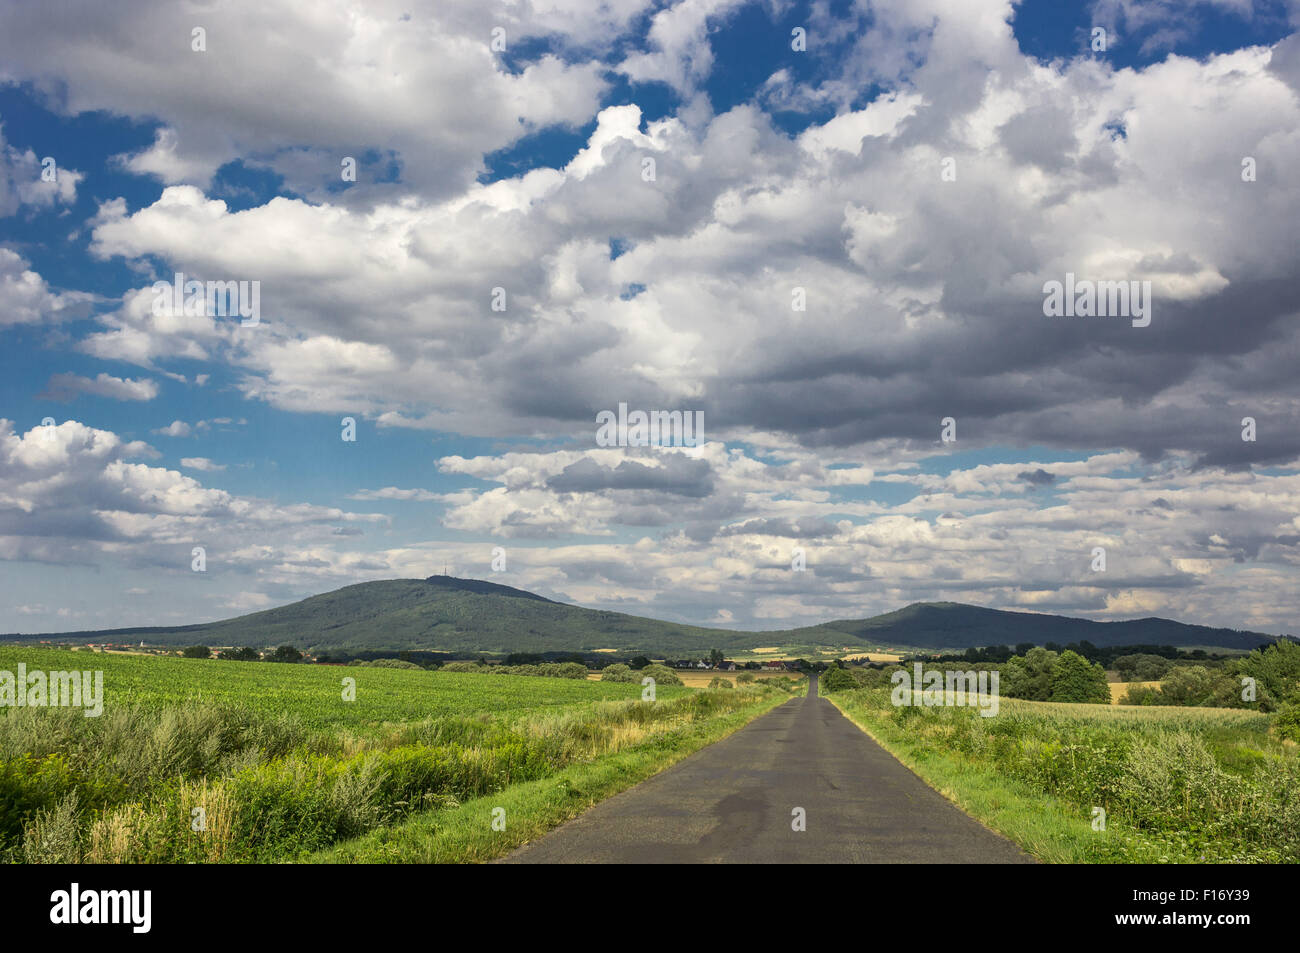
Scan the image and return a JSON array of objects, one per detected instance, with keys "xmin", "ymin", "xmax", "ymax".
[
  {"xmin": 825, "ymin": 686, "xmax": 1299, "ymax": 863},
  {"xmin": 0, "ymin": 647, "xmax": 679, "ymax": 732},
  {"xmin": 0, "ymin": 647, "xmax": 796, "ymax": 863}
]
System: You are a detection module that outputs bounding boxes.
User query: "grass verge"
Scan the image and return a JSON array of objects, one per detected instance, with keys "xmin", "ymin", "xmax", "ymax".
[
  {"xmin": 312, "ymin": 688, "xmax": 795, "ymax": 863},
  {"xmin": 825, "ymin": 689, "xmax": 1299, "ymax": 864},
  {"xmin": 825, "ymin": 693, "xmax": 1095, "ymax": 862}
]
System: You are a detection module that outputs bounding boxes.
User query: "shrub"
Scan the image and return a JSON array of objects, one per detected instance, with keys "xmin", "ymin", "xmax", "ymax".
[
  {"xmin": 851, "ymin": 667, "xmax": 897, "ymax": 689},
  {"xmin": 0, "ymin": 754, "xmax": 80, "ymax": 850},
  {"xmin": 21, "ymin": 792, "xmax": 82, "ymax": 864},
  {"xmin": 1234, "ymin": 640, "xmax": 1300, "ymax": 711},
  {"xmin": 766, "ymin": 676, "xmax": 801, "ymax": 692},
  {"xmin": 820, "ymin": 666, "xmax": 858, "ymax": 693},
  {"xmin": 1129, "ymin": 666, "xmax": 1246, "ymax": 708},
  {"xmin": 551, "ymin": 662, "xmax": 589, "ymax": 680},
  {"xmin": 1114, "ymin": 654, "xmax": 1172, "ymax": 682},
  {"xmin": 639, "ymin": 663, "xmax": 683, "ymax": 686},
  {"xmin": 708, "ymin": 677, "xmax": 734, "ymax": 690},
  {"xmin": 431, "ymin": 661, "xmax": 589, "ymax": 680},
  {"xmin": 1002, "ymin": 648, "xmax": 1057, "ymax": 700},
  {"xmin": 490, "ymin": 662, "xmax": 588, "ymax": 679},
  {"xmin": 1276, "ymin": 702, "xmax": 1300, "ymax": 743},
  {"xmin": 600, "ymin": 663, "xmax": 636, "ymax": 683},
  {"xmin": 350, "ymin": 658, "xmax": 422, "ymax": 670},
  {"xmin": 182, "ymin": 645, "xmax": 211, "ymax": 659},
  {"xmin": 1121, "ymin": 683, "xmax": 1160, "ymax": 705},
  {"xmin": 1158, "ymin": 666, "xmax": 1241, "ymax": 707},
  {"xmin": 1048, "ymin": 650, "xmax": 1111, "ymax": 704}
]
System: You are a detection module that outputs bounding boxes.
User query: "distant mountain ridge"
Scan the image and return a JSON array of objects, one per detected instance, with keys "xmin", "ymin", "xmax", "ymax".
[
  {"xmin": 767, "ymin": 601, "xmax": 1279, "ymax": 654},
  {"xmin": 2, "ymin": 576, "xmax": 1283, "ymax": 656}
]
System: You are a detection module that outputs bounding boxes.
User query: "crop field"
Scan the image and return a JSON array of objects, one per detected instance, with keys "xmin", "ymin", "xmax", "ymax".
[
  {"xmin": 588, "ymin": 669, "xmax": 793, "ymax": 688},
  {"xmin": 1107, "ymin": 680, "xmax": 1161, "ymax": 704},
  {"xmin": 833, "ymin": 649, "xmax": 906, "ymax": 662},
  {"xmin": 826, "ymin": 685, "xmax": 1299, "ymax": 864},
  {"xmin": 0, "ymin": 647, "xmax": 680, "ymax": 732},
  {"xmin": 0, "ymin": 646, "xmax": 793, "ymax": 863}
]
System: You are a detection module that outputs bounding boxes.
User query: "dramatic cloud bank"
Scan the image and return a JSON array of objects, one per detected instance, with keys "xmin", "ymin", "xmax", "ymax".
[{"xmin": 1, "ymin": 0, "xmax": 1297, "ymax": 634}]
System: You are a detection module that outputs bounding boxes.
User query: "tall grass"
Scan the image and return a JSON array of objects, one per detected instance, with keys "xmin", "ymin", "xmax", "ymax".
[
  {"xmin": 2, "ymin": 681, "xmax": 791, "ymax": 863},
  {"xmin": 831, "ymin": 687, "xmax": 1300, "ymax": 863}
]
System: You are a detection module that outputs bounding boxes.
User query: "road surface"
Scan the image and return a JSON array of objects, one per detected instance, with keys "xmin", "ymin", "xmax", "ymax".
[{"xmin": 505, "ymin": 675, "xmax": 1032, "ymax": 863}]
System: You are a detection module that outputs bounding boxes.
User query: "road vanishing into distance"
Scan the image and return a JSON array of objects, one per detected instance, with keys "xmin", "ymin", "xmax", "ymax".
[{"xmin": 506, "ymin": 675, "xmax": 1032, "ymax": 864}]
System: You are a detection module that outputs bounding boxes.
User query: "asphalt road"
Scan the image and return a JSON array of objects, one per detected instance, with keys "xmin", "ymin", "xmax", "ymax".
[{"xmin": 505, "ymin": 675, "xmax": 1033, "ymax": 863}]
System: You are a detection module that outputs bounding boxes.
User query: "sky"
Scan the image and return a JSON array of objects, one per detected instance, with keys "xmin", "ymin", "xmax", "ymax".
[{"xmin": 1, "ymin": 0, "xmax": 1299, "ymax": 636}]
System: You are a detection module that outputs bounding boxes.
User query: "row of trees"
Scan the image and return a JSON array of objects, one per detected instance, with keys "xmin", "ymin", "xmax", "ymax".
[
  {"xmin": 823, "ymin": 640, "xmax": 1300, "ymax": 716},
  {"xmin": 1111, "ymin": 653, "xmax": 1173, "ymax": 681},
  {"xmin": 182, "ymin": 644, "xmax": 304, "ymax": 662},
  {"xmin": 600, "ymin": 663, "xmax": 683, "ymax": 686},
  {"xmin": 1001, "ymin": 648, "xmax": 1110, "ymax": 703},
  {"xmin": 939, "ymin": 641, "xmax": 1231, "ymax": 667},
  {"xmin": 1123, "ymin": 640, "xmax": 1300, "ymax": 712},
  {"xmin": 820, "ymin": 648, "xmax": 1111, "ymax": 703}
]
